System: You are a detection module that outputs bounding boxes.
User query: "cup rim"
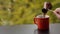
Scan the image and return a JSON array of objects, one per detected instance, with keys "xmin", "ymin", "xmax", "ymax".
[{"xmin": 35, "ymin": 15, "xmax": 49, "ymax": 18}]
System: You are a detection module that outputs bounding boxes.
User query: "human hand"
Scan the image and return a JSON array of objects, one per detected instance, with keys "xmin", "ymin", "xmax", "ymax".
[{"xmin": 53, "ymin": 8, "xmax": 60, "ymax": 19}]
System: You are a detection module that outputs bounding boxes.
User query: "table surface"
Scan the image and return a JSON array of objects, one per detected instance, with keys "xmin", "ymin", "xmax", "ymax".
[{"xmin": 0, "ymin": 24, "xmax": 60, "ymax": 34}]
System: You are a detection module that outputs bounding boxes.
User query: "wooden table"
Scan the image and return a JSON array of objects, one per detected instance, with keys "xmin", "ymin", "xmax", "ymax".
[{"xmin": 0, "ymin": 24, "xmax": 60, "ymax": 34}]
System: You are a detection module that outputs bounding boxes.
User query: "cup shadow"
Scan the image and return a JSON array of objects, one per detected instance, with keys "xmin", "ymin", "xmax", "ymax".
[{"xmin": 34, "ymin": 29, "xmax": 49, "ymax": 34}]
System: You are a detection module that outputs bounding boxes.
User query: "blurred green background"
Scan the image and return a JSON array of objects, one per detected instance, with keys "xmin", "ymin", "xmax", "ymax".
[{"xmin": 0, "ymin": 0, "xmax": 60, "ymax": 25}]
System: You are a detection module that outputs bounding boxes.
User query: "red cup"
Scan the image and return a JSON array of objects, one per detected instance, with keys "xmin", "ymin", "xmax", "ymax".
[{"xmin": 34, "ymin": 15, "xmax": 49, "ymax": 30}]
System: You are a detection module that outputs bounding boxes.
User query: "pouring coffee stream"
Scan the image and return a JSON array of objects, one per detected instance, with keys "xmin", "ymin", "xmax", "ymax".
[{"xmin": 42, "ymin": 2, "xmax": 52, "ymax": 17}]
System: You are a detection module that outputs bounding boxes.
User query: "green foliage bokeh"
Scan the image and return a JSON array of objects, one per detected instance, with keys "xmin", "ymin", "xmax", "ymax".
[{"xmin": 0, "ymin": 0, "xmax": 60, "ymax": 25}]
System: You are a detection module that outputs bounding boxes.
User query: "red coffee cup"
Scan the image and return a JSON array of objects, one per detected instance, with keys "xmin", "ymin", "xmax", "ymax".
[{"xmin": 34, "ymin": 15, "xmax": 49, "ymax": 30}]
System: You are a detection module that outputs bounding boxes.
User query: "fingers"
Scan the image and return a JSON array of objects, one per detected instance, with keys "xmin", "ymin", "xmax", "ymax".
[
  {"xmin": 53, "ymin": 8, "xmax": 60, "ymax": 14},
  {"xmin": 53, "ymin": 8, "xmax": 60, "ymax": 19},
  {"xmin": 53, "ymin": 11, "xmax": 60, "ymax": 19},
  {"xmin": 55, "ymin": 8, "xmax": 60, "ymax": 12}
]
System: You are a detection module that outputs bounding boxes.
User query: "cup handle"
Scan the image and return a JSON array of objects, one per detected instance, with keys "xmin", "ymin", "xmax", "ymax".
[{"xmin": 34, "ymin": 18, "xmax": 37, "ymax": 25}]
